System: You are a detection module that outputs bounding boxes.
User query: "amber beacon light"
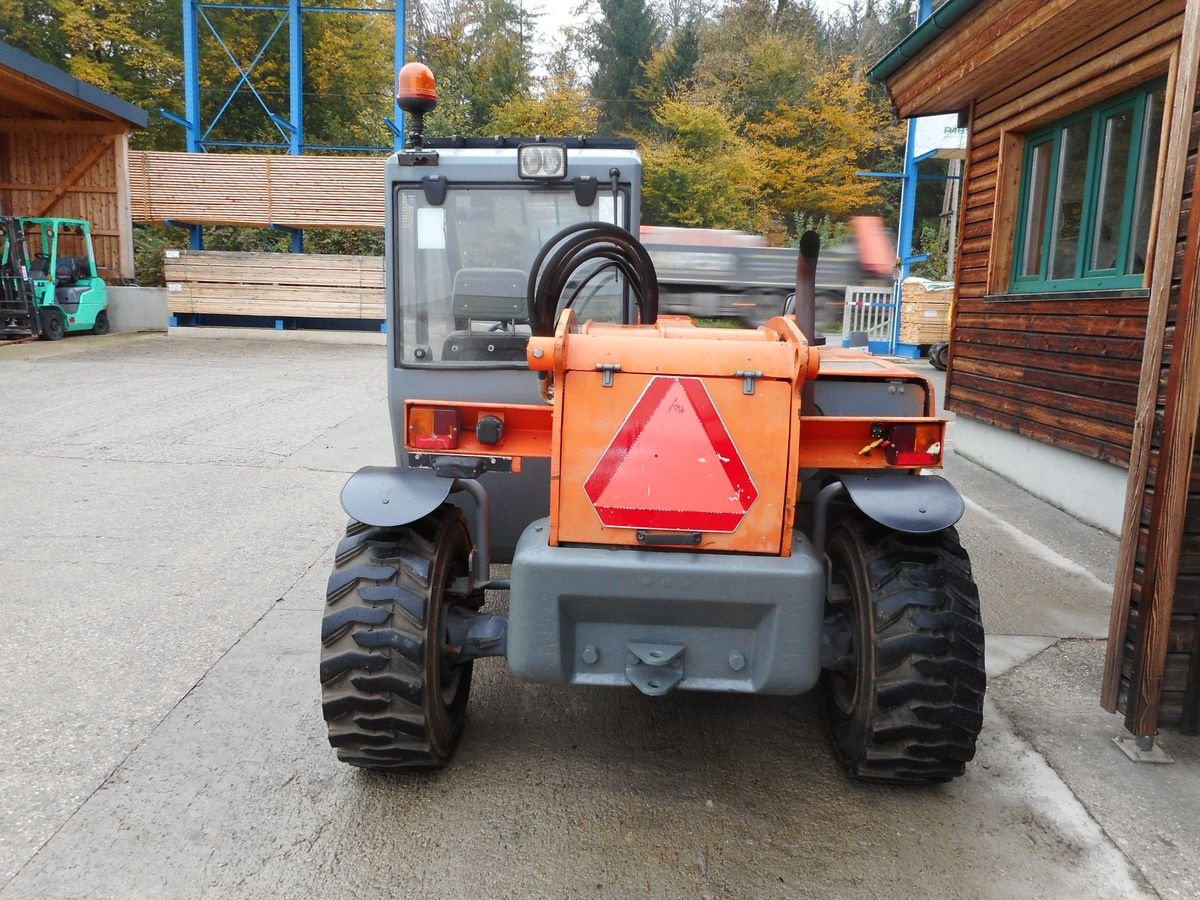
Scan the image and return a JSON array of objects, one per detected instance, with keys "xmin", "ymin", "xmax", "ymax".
[{"xmin": 396, "ymin": 62, "xmax": 438, "ymax": 149}]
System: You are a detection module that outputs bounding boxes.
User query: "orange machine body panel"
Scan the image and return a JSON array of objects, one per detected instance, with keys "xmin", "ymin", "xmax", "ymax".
[
  {"xmin": 401, "ymin": 320, "xmax": 950, "ymax": 558},
  {"xmin": 544, "ymin": 314, "xmax": 812, "ymax": 555}
]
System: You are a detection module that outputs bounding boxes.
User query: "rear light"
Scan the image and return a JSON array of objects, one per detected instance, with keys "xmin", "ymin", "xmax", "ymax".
[
  {"xmin": 408, "ymin": 406, "xmax": 459, "ymax": 450},
  {"xmin": 884, "ymin": 423, "xmax": 942, "ymax": 466}
]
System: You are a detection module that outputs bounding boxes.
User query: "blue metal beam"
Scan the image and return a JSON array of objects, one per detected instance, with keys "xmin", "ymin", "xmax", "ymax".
[
  {"xmin": 183, "ymin": 0, "xmax": 202, "ymax": 153},
  {"xmin": 288, "ymin": 0, "xmax": 303, "ymax": 156},
  {"xmin": 199, "ymin": 8, "xmax": 290, "ymax": 142}
]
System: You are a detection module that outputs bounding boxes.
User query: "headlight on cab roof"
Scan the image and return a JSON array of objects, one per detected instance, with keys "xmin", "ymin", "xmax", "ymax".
[{"xmin": 518, "ymin": 143, "xmax": 567, "ymax": 180}]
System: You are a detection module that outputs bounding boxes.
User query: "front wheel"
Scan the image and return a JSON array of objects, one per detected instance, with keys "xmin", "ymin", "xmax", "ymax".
[
  {"xmin": 823, "ymin": 516, "xmax": 985, "ymax": 784},
  {"xmin": 41, "ymin": 308, "xmax": 65, "ymax": 341},
  {"xmin": 320, "ymin": 506, "xmax": 474, "ymax": 769}
]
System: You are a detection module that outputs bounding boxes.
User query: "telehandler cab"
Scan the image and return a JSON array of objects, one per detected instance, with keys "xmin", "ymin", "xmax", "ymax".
[{"xmin": 320, "ymin": 64, "xmax": 985, "ymax": 784}]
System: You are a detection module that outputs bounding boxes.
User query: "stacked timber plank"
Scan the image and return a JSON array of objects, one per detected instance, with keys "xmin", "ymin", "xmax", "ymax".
[
  {"xmin": 163, "ymin": 250, "xmax": 384, "ymax": 319},
  {"xmin": 130, "ymin": 152, "xmax": 388, "ymax": 229},
  {"xmin": 899, "ymin": 277, "xmax": 953, "ymax": 344}
]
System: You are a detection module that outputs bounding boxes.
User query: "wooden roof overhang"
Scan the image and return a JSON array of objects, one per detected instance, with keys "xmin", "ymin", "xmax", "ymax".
[
  {"xmin": 0, "ymin": 41, "xmax": 148, "ymax": 131},
  {"xmin": 870, "ymin": 0, "xmax": 1181, "ymax": 117}
]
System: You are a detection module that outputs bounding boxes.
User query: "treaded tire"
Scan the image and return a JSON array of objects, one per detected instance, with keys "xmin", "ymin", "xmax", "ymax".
[
  {"xmin": 92, "ymin": 310, "xmax": 110, "ymax": 335},
  {"xmin": 41, "ymin": 308, "xmax": 65, "ymax": 341},
  {"xmin": 823, "ymin": 516, "xmax": 985, "ymax": 784},
  {"xmin": 929, "ymin": 341, "xmax": 949, "ymax": 371},
  {"xmin": 320, "ymin": 505, "xmax": 473, "ymax": 769}
]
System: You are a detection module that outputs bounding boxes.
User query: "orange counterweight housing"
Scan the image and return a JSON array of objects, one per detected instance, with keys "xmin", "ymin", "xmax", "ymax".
[{"xmin": 529, "ymin": 313, "xmax": 819, "ymax": 556}]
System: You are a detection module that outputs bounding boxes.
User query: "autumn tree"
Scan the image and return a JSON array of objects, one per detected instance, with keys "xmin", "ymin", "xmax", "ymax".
[
  {"xmin": 588, "ymin": 0, "xmax": 661, "ymax": 134},
  {"xmin": 1, "ymin": 0, "xmax": 183, "ymax": 149},
  {"xmin": 639, "ymin": 15, "xmax": 701, "ymax": 104},
  {"xmin": 413, "ymin": 0, "xmax": 536, "ymax": 136},
  {"xmin": 748, "ymin": 56, "xmax": 903, "ymax": 223},
  {"xmin": 639, "ymin": 95, "xmax": 764, "ymax": 230}
]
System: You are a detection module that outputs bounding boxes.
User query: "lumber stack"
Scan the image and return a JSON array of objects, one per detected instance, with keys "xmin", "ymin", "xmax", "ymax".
[
  {"xmin": 130, "ymin": 152, "xmax": 388, "ymax": 229},
  {"xmin": 163, "ymin": 250, "xmax": 385, "ymax": 319},
  {"xmin": 899, "ymin": 277, "xmax": 953, "ymax": 344}
]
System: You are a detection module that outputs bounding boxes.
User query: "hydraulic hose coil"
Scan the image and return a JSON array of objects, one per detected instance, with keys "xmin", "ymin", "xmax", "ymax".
[{"xmin": 526, "ymin": 221, "xmax": 659, "ymax": 337}]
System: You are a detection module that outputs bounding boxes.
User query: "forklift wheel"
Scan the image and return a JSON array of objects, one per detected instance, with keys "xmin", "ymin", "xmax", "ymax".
[
  {"xmin": 92, "ymin": 310, "xmax": 110, "ymax": 336},
  {"xmin": 41, "ymin": 309, "xmax": 65, "ymax": 341},
  {"xmin": 320, "ymin": 505, "xmax": 474, "ymax": 769},
  {"xmin": 823, "ymin": 516, "xmax": 985, "ymax": 784}
]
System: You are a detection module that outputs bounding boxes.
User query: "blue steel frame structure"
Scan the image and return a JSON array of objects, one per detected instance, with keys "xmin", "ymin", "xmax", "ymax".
[{"xmin": 167, "ymin": 0, "xmax": 407, "ymax": 251}]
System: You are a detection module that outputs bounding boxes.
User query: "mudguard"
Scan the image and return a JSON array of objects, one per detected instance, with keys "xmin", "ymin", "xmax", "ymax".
[
  {"xmin": 340, "ymin": 466, "xmax": 453, "ymax": 527},
  {"xmin": 838, "ymin": 472, "xmax": 965, "ymax": 534}
]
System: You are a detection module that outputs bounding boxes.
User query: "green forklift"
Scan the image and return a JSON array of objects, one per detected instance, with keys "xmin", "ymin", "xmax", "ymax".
[{"xmin": 0, "ymin": 216, "xmax": 109, "ymax": 341}]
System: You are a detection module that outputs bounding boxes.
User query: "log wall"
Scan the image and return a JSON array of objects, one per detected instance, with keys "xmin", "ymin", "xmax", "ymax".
[{"xmin": 944, "ymin": 1, "xmax": 1186, "ymax": 468}]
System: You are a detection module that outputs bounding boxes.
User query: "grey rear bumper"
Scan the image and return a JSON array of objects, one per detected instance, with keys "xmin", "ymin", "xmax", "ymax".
[{"xmin": 508, "ymin": 520, "xmax": 826, "ymax": 695}]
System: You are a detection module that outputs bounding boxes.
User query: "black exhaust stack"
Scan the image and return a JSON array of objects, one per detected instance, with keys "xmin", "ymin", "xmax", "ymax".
[{"xmin": 794, "ymin": 229, "xmax": 822, "ymax": 344}]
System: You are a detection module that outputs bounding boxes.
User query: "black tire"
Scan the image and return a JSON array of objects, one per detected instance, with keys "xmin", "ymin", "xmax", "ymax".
[
  {"xmin": 822, "ymin": 516, "xmax": 985, "ymax": 784},
  {"xmin": 320, "ymin": 506, "xmax": 474, "ymax": 769},
  {"xmin": 929, "ymin": 341, "xmax": 949, "ymax": 371},
  {"xmin": 41, "ymin": 308, "xmax": 65, "ymax": 341},
  {"xmin": 92, "ymin": 310, "xmax": 110, "ymax": 335}
]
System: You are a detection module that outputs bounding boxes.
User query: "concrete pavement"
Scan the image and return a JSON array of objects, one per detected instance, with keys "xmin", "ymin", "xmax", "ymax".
[{"xmin": 0, "ymin": 333, "xmax": 1195, "ymax": 898}]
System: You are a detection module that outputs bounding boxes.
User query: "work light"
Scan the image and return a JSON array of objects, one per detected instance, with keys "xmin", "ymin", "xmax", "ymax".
[{"xmin": 518, "ymin": 143, "xmax": 567, "ymax": 180}]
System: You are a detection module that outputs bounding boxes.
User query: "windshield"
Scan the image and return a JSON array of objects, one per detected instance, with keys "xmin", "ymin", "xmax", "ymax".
[{"xmin": 394, "ymin": 185, "xmax": 629, "ymax": 366}]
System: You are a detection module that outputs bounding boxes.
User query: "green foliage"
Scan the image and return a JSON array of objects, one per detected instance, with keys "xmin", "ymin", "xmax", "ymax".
[
  {"xmin": 589, "ymin": 0, "xmax": 661, "ymax": 133},
  {"xmin": 912, "ymin": 222, "xmax": 950, "ymax": 281},
  {"xmin": 414, "ymin": 0, "xmax": 535, "ymax": 137},
  {"xmin": 639, "ymin": 16, "xmax": 701, "ymax": 102},
  {"xmin": 640, "ymin": 96, "xmax": 764, "ymax": 231},
  {"xmin": 790, "ymin": 212, "xmax": 850, "ymax": 248}
]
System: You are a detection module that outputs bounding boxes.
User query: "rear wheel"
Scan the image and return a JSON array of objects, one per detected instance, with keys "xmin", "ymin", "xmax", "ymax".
[
  {"xmin": 92, "ymin": 310, "xmax": 110, "ymax": 335},
  {"xmin": 823, "ymin": 516, "xmax": 985, "ymax": 784},
  {"xmin": 320, "ymin": 506, "xmax": 474, "ymax": 769},
  {"xmin": 929, "ymin": 341, "xmax": 949, "ymax": 371},
  {"xmin": 41, "ymin": 308, "xmax": 65, "ymax": 341}
]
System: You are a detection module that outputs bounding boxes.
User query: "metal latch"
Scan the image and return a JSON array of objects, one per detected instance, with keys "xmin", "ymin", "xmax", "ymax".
[
  {"xmin": 625, "ymin": 642, "xmax": 684, "ymax": 696},
  {"xmin": 596, "ymin": 362, "xmax": 622, "ymax": 387},
  {"xmin": 735, "ymin": 369, "xmax": 763, "ymax": 395}
]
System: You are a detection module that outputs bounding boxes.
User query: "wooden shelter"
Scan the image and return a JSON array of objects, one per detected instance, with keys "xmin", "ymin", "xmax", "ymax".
[
  {"xmin": 0, "ymin": 41, "xmax": 148, "ymax": 279},
  {"xmin": 873, "ymin": 0, "xmax": 1200, "ymax": 736}
]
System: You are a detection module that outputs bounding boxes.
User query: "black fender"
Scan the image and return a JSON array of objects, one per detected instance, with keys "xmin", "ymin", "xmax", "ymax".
[
  {"xmin": 340, "ymin": 466, "xmax": 453, "ymax": 528},
  {"xmin": 838, "ymin": 472, "xmax": 965, "ymax": 534}
]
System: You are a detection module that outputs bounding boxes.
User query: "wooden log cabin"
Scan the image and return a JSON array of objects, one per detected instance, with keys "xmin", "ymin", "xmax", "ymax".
[
  {"xmin": 0, "ymin": 41, "xmax": 148, "ymax": 279},
  {"xmin": 872, "ymin": 0, "xmax": 1200, "ymax": 736}
]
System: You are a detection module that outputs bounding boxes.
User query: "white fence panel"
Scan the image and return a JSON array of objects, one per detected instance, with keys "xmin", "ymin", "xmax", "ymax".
[{"xmin": 841, "ymin": 285, "xmax": 896, "ymax": 344}]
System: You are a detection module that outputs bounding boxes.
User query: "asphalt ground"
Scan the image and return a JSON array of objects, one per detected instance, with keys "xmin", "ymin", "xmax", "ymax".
[{"xmin": 0, "ymin": 331, "xmax": 1196, "ymax": 898}]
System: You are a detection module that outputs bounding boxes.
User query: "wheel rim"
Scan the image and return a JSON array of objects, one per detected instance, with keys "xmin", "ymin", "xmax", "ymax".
[
  {"xmin": 432, "ymin": 537, "xmax": 470, "ymax": 712},
  {"xmin": 826, "ymin": 571, "xmax": 859, "ymax": 718}
]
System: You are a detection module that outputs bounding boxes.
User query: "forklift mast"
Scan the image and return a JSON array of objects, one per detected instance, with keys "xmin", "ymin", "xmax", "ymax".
[{"xmin": 0, "ymin": 217, "xmax": 41, "ymax": 341}]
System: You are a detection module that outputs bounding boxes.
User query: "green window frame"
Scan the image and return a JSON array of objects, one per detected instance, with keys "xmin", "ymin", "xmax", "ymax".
[{"xmin": 1011, "ymin": 80, "xmax": 1166, "ymax": 293}]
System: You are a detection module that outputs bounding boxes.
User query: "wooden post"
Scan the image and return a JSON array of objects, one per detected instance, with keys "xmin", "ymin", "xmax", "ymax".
[
  {"xmin": 1103, "ymin": 0, "xmax": 1200, "ymax": 713},
  {"xmin": 113, "ymin": 132, "xmax": 135, "ymax": 280},
  {"xmin": 1126, "ymin": 88, "xmax": 1200, "ymax": 734}
]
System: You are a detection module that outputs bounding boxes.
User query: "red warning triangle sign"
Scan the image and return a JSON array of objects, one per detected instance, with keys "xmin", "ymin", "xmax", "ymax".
[{"xmin": 584, "ymin": 376, "xmax": 757, "ymax": 532}]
